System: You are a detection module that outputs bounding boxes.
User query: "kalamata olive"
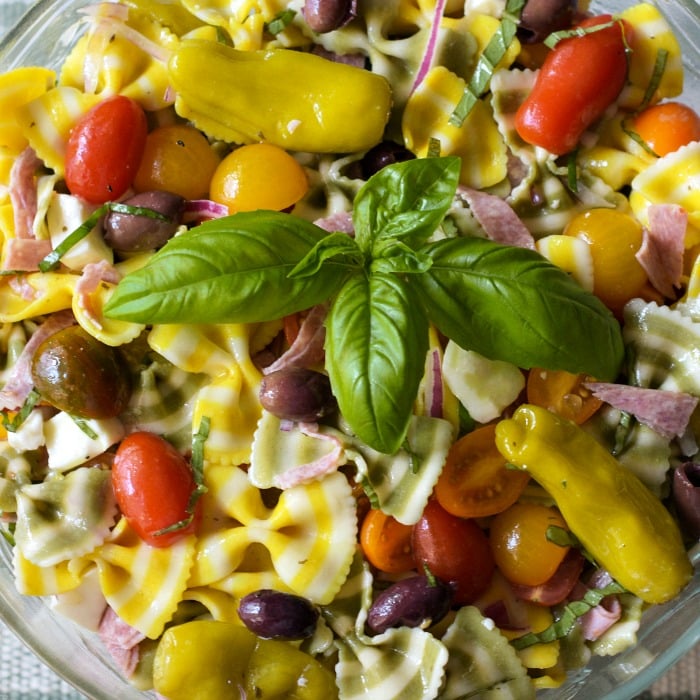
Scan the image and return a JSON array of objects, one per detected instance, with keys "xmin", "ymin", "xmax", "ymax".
[
  {"xmin": 238, "ymin": 589, "xmax": 319, "ymax": 640},
  {"xmin": 366, "ymin": 575, "xmax": 454, "ymax": 634},
  {"xmin": 303, "ymin": 0, "xmax": 356, "ymax": 33},
  {"xmin": 347, "ymin": 140, "xmax": 416, "ymax": 180},
  {"xmin": 672, "ymin": 462, "xmax": 700, "ymax": 540},
  {"xmin": 517, "ymin": 0, "xmax": 576, "ymax": 44},
  {"xmin": 31, "ymin": 325, "xmax": 132, "ymax": 418},
  {"xmin": 259, "ymin": 367, "xmax": 335, "ymax": 422},
  {"xmin": 102, "ymin": 190, "xmax": 185, "ymax": 252}
]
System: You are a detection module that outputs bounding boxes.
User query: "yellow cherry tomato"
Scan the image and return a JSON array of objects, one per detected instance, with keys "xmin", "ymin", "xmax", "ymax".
[
  {"xmin": 134, "ymin": 124, "xmax": 220, "ymax": 200},
  {"xmin": 209, "ymin": 143, "xmax": 309, "ymax": 213},
  {"xmin": 564, "ymin": 208, "xmax": 647, "ymax": 313},
  {"xmin": 490, "ymin": 502, "xmax": 570, "ymax": 587}
]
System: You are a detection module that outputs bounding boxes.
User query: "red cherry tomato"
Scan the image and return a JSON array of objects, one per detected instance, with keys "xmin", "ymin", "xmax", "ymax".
[
  {"xmin": 65, "ymin": 95, "xmax": 147, "ymax": 203},
  {"xmin": 515, "ymin": 15, "xmax": 633, "ymax": 155},
  {"xmin": 112, "ymin": 431, "xmax": 200, "ymax": 547},
  {"xmin": 412, "ymin": 499, "xmax": 494, "ymax": 604}
]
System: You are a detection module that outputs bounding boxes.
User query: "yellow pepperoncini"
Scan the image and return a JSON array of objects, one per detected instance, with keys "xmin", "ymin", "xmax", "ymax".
[
  {"xmin": 495, "ymin": 404, "xmax": 692, "ymax": 605},
  {"xmin": 153, "ymin": 620, "xmax": 338, "ymax": 700},
  {"xmin": 168, "ymin": 39, "xmax": 392, "ymax": 154}
]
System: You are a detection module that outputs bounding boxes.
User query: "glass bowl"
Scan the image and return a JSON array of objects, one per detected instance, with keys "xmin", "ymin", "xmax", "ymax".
[{"xmin": 0, "ymin": 0, "xmax": 699, "ymax": 698}]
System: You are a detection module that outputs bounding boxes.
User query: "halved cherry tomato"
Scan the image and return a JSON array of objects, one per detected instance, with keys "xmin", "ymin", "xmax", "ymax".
[
  {"xmin": 65, "ymin": 95, "xmax": 147, "ymax": 203},
  {"xmin": 489, "ymin": 503, "xmax": 570, "ymax": 588},
  {"xmin": 112, "ymin": 431, "xmax": 200, "ymax": 547},
  {"xmin": 434, "ymin": 424, "xmax": 529, "ymax": 518},
  {"xmin": 209, "ymin": 143, "xmax": 308, "ymax": 213},
  {"xmin": 360, "ymin": 508, "xmax": 414, "ymax": 574},
  {"xmin": 631, "ymin": 101, "xmax": 700, "ymax": 157},
  {"xmin": 515, "ymin": 15, "xmax": 633, "ymax": 154},
  {"xmin": 412, "ymin": 499, "xmax": 494, "ymax": 604},
  {"xmin": 526, "ymin": 368, "xmax": 603, "ymax": 424}
]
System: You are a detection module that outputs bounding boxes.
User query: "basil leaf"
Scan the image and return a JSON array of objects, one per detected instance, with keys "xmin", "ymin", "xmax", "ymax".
[
  {"xmin": 413, "ymin": 237, "xmax": 624, "ymax": 380},
  {"xmin": 104, "ymin": 211, "xmax": 348, "ymax": 323},
  {"xmin": 353, "ymin": 156, "xmax": 461, "ymax": 254},
  {"xmin": 325, "ymin": 272, "xmax": 429, "ymax": 454},
  {"xmin": 289, "ymin": 231, "xmax": 363, "ymax": 278}
]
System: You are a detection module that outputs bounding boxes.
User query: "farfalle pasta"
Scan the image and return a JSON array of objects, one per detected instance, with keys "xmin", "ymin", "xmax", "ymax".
[{"xmin": 0, "ymin": 0, "xmax": 698, "ymax": 698}]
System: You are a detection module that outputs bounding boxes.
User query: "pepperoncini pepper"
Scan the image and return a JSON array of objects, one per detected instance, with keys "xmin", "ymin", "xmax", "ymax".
[
  {"xmin": 152, "ymin": 620, "xmax": 338, "ymax": 699},
  {"xmin": 168, "ymin": 39, "xmax": 392, "ymax": 154},
  {"xmin": 495, "ymin": 404, "xmax": 692, "ymax": 605}
]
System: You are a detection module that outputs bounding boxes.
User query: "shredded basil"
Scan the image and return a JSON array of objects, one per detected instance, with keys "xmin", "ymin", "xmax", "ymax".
[
  {"xmin": 0, "ymin": 522, "xmax": 15, "ymax": 547},
  {"xmin": 544, "ymin": 18, "xmax": 618, "ymax": 49},
  {"xmin": 511, "ymin": 580, "xmax": 627, "ymax": 649},
  {"xmin": 69, "ymin": 415, "xmax": 99, "ymax": 440},
  {"xmin": 612, "ymin": 410, "xmax": 635, "ymax": 456},
  {"xmin": 105, "ymin": 157, "xmax": 624, "ymax": 454},
  {"xmin": 39, "ymin": 202, "xmax": 169, "ymax": 272},
  {"xmin": 449, "ymin": 0, "xmax": 524, "ymax": 127},
  {"xmin": 266, "ymin": 9, "xmax": 296, "ymax": 35},
  {"xmin": 1, "ymin": 388, "xmax": 40, "ymax": 433},
  {"xmin": 427, "ymin": 137, "xmax": 442, "ymax": 158}
]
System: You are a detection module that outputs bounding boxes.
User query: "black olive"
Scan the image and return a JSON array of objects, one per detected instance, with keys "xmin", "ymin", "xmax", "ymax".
[
  {"xmin": 259, "ymin": 367, "xmax": 336, "ymax": 422},
  {"xmin": 238, "ymin": 589, "xmax": 319, "ymax": 640}
]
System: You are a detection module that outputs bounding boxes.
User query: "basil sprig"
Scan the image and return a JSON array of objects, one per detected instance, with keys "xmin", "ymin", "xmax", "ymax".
[{"xmin": 105, "ymin": 156, "xmax": 624, "ymax": 454}]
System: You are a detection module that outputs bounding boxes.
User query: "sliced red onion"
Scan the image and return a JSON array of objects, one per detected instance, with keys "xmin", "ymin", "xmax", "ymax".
[
  {"xmin": 183, "ymin": 199, "xmax": 230, "ymax": 222},
  {"xmin": 410, "ymin": 0, "xmax": 448, "ymax": 94},
  {"xmin": 672, "ymin": 462, "xmax": 700, "ymax": 540}
]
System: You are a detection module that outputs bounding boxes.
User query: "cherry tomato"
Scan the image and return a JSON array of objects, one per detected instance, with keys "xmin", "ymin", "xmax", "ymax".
[
  {"xmin": 209, "ymin": 143, "xmax": 309, "ymax": 213},
  {"xmin": 526, "ymin": 368, "xmax": 603, "ymax": 424},
  {"xmin": 515, "ymin": 15, "xmax": 633, "ymax": 154},
  {"xmin": 134, "ymin": 124, "xmax": 221, "ymax": 200},
  {"xmin": 631, "ymin": 101, "xmax": 700, "ymax": 157},
  {"xmin": 412, "ymin": 499, "xmax": 494, "ymax": 604},
  {"xmin": 434, "ymin": 424, "xmax": 529, "ymax": 519},
  {"xmin": 112, "ymin": 431, "xmax": 200, "ymax": 547},
  {"xmin": 564, "ymin": 207, "xmax": 647, "ymax": 313},
  {"xmin": 65, "ymin": 95, "xmax": 147, "ymax": 203},
  {"xmin": 360, "ymin": 508, "xmax": 415, "ymax": 574},
  {"xmin": 489, "ymin": 503, "xmax": 570, "ymax": 587}
]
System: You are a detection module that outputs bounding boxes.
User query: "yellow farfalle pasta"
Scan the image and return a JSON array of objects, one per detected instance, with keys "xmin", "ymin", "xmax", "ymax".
[
  {"xmin": 630, "ymin": 141, "xmax": 700, "ymax": 246},
  {"xmin": 0, "ymin": 272, "xmax": 77, "ymax": 322},
  {"xmin": 148, "ymin": 323, "xmax": 263, "ymax": 465},
  {"xmin": 403, "ymin": 66, "xmax": 508, "ymax": 189},
  {"xmin": 536, "ymin": 234, "xmax": 595, "ymax": 292},
  {"xmin": 13, "ymin": 549, "xmax": 83, "ymax": 596},
  {"xmin": 91, "ymin": 518, "xmax": 197, "ymax": 638},
  {"xmin": 190, "ymin": 465, "xmax": 356, "ymax": 605}
]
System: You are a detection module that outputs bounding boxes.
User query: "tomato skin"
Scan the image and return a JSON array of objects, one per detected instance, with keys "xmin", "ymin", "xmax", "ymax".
[
  {"xmin": 65, "ymin": 96, "xmax": 147, "ymax": 204},
  {"xmin": 515, "ymin": 15, "xmax": 633, "ymax": 155},
  {"xmin": 489, "ymin": 503, "xmax": 570, "ymax": 587},
  {"xmin": 360, "ymin": 508, "xmax": 415, "ymax": 574},
  {"xmin": 526, "ymin": 368, "xmax": 603, "ymax": 425},
  {"xmin": 632, "ymin": 101, "xmax": 700, "ymax": 156},
  {"xmin": 434, "ymin": 424, "xmax": 529, "ymax": 519},
  {"xmin": 112, "ymin": 431, "xmax": 199, "ymax": 547},
  {"xmin": 412, "ymin": 499, "xmax": 494, "ymax": 605}
]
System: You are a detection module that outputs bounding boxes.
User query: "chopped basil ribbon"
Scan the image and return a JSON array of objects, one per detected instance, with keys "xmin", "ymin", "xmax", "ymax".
[
  {"xmin": 104, "ymin": 156, "xmax": 624, "ymax": 454},
  {"xmin": 511, "ymin": 580, "xmax": 626, "ymax": 649},
  {"xmin": 38, "ymin": 202, "xmax": 169, "ymax": 272},
  {"xmin": 266, "ymin": 9, "xmax": 296, "ymax": 35},
  {"xmin": 1, "ymin": 388, "xmax": 40, "ymax": 432},
  {"xmin": 543, "ymin": 18, "xmax": 619, "ymax": 49},
  {"xmin": 448, "ymin": 0, "xmax": 525, "ymax": 127},
  {"xmin": 69, "ymin": 415, "xmax": 99, "ymax": 440},
  {"xmin": 0, "ymin": 523, "xmax": 15, "ymax": 547},
  {"xmin": 152, "ymin": 417, "xmax": 210, "ymax": 537}
]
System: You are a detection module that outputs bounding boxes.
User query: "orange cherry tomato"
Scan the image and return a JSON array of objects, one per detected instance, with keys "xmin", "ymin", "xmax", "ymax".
[
  {"xmin": 526, "ymin": 368, "xmax": 603, "ymax": 424},
  {"xmin": 564, "ymin": 208, "xmax": 647, "ymax": 313},
  {"xmin": 112, "ymin": 431, "xmax": 200, "ymax": 547},
  {"xmin": 490, "ymin": 503, "xmax": 570, "ymax": 587},
  {"xmin": 209, "ymin": 143, "xmax": 308, "ymax": 213},
  {"xmin": 359, "ymin": 508, "xmax": 415, "ymax": 574},
  {"xmin": 632, "ymin": 101, "xmax": 700, "ymax": 156},
  {"xmin": 134, "ymin": 124, "xmax": 221, "ymax": 200},
  {"xmin": 65, "ymin": 95, "xmax": 147, "ymax": 203},
  {"xmin": 434, "ymin": 424, "xmax": 530, "ymax": 519}
]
